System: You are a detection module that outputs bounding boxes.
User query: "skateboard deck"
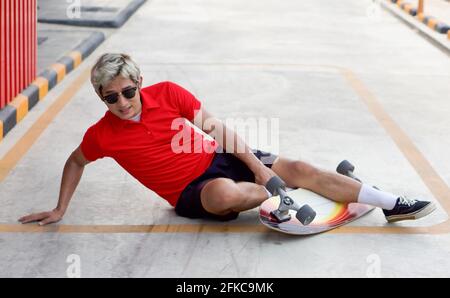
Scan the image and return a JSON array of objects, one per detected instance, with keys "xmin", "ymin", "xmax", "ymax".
[{"xmin": 259, "ymin": 188, "xmax": 374, "ymax": 235}]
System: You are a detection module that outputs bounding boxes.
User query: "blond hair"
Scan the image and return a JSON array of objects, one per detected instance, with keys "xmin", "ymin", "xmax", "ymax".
[{"xmin": 91, "ymin": 53, "xmax": 141, "ymax": 94}]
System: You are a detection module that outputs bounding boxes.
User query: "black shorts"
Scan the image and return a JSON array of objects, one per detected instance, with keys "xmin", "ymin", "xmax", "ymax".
[{"xmin": 175, "ymin": 149, "xmax": 278, "ymax": 221}]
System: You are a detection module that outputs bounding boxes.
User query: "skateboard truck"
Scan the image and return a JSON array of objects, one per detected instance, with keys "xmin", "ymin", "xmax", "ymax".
[
  {"xmin": 266, "ymin": 176, "xmax": 316, "ymax": 225},
  {"xmin": 336, "ymin": 160, "xmax": 379, "ymax": 190}
]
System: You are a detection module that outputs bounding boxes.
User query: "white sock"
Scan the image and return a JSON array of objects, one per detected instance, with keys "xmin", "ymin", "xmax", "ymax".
[{"xmin": 357, "ymin": 184, "xmax": 398, "ymax": 210}]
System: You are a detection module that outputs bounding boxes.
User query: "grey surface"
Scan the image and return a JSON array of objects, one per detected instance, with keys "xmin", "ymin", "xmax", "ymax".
[
  {"xmin": 2, "ymin": 232, "xmax": 450, "ymax": 277},
  {"xmin": 38, "ymin": 0, "xmax": 147, "ymax": 28},
  {"xmin": 1, "ymin": 0, "xmax": 450, "ymax": 277},
  {"xmin": 37, "ymin": 24, "xmax": 106, "ymax": 74},
  {"xmin": 37, "ymin": 29, "xmax": 96, "ymax": 74}
]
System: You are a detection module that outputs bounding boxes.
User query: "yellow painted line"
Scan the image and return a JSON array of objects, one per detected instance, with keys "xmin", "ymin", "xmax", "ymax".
[
  {"xmin": 0, "ymin": 223, "xmax": 440, "ymax": 234},
  {"xmin": 8, "ymin": 94, "xmax": 29, "ymax": 123},
  {"xmin": 50, "ymin": 63, "xmax": 66, "ymax": 83},
  {"xmin": 0, "ymin": 121, "xmax": 3, "ymax": 142},
  {"xmin": 427, "ymin": 18, "xmax": 438, "ymax": 30},
  {"xmin": 329, "ymin": 225, "xmax": 434, "ymax": 234},
  {"xmin": 32, "ymin": 77, "xmax": 49, "ymax": 101},
  {"xmin": 0, "ymin": 67, "xmax": 91, "ymax": 183},
  {"xmin": 68, "ymin": 51, "xmax": 82, "ymax": 68},
  {"xmin": 0, "ymin": 224, "xmax": 269, "ymax": 234},
  {"xmin": 0, "ymin": 63, "xmax": 448, "ymax": 235}
]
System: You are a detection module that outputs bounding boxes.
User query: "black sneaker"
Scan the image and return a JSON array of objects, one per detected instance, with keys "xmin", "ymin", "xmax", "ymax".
[{"xmin": 383, "ymin": 196, "xmax": 436, "ymax": 223}]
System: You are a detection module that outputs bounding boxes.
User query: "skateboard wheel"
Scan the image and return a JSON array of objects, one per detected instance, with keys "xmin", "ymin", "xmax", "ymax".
[
  {"xmin": 336, "ymin": 160, "xmax": 355, "ymax": 176},
  {"xmin": 296, "ymin": 204, "xmax": 316, "ymax": 225},
  {"xmin": 266, "ymin": 176, "xmax": 286, "ymax": 195}
]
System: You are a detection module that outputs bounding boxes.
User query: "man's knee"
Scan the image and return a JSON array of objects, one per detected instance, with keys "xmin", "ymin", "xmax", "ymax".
[
  {"xmin": 292, "ymin": 160, "xmax": 321, "ymax": 179},
  {"xmin": 288, "ymin": 160, "xmax": 324, "ymax": 189},
  {"xmin": 201, "ymin": 178, "xmax": 241, "ymax": 214}
]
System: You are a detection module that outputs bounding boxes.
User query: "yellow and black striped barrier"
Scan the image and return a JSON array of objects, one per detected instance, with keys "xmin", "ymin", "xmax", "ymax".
[
  {"xmin": 389, "ymin": 0, "xmax": 450, "ymax": 35},
  {"xmin": 0, "ymin": 32, "xmax": 104, "ymax": 141}
]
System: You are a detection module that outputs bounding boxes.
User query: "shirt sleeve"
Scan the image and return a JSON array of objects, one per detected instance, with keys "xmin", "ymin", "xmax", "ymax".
[
  {"xmin": 166, "ymin": 81, "xmax": 202, "ymax": 121},
  {"xmin": 80, "ymin": 124, "xmax": 105, "ymax": 162}
]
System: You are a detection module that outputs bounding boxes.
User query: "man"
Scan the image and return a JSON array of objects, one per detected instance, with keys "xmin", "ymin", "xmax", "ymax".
[{"xmin": 19, "ymin": 53, "xmax": 436, "ymax": 225}]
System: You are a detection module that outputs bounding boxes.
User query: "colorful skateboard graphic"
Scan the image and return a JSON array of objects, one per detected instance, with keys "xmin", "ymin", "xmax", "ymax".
[
  {"xmin": 259, "ymin": 160, "xmax": 377, "ymax": 235},
  {"xmin": 259, "ymin": 188, "xmax": 374, "ymax": 235}
]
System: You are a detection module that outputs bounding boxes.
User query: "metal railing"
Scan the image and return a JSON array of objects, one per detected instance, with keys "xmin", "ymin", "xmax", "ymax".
[{"xmin": 0, "ymin": 0, "xmax": 37, "ymax": 109}]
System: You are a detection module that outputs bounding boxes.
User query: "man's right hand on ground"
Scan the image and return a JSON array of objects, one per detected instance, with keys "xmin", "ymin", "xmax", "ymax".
[{"xmin": 18, "ymin": 209, "xmax": 64, "ymax": 226}]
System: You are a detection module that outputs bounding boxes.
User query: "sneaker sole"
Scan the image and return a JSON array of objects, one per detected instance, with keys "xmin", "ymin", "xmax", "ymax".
[{"xmin": 385, "ymin": 202, "xmax": 437, "ymax": 223}]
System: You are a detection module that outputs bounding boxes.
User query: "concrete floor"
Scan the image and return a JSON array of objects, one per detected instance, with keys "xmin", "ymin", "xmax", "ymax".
[{"xmin": 1, "ymin": 0, "xmax": 450, "ymax": 277}]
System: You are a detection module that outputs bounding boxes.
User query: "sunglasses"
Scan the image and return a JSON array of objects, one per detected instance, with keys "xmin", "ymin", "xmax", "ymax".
[{"xmin": 102, "ymin": 86, "xmax": 138, "ymax": 104}]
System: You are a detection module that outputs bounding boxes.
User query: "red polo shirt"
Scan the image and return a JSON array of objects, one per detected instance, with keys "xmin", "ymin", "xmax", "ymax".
[{"xmin": 80, "ymin": 81, "xmax": 218, "ymax": 206}]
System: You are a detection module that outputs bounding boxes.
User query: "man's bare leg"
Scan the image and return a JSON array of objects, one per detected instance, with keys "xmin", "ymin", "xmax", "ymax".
[
  {"xmin": 200, "ymin": 178, "xmax": 269, "ymax": 215},
  {"xmin": 200, "ymin": 157, "xmax": 435, "ymax": 222},
  {"xmin": 271, "ymin": 157, "xmax": 361, "ymax": 203},
  {"xmin": 270, "ymin": 157, "xmax": 437, "ymax": 221},
  {"xmin": 200, "ymin": 157, "xmax": 362, "ymax": 216}
]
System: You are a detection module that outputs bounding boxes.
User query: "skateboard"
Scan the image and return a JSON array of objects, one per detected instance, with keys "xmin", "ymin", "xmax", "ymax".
[{"xmin": 259, "ymin": 160, "xmax": 375, "ymax": 235}]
